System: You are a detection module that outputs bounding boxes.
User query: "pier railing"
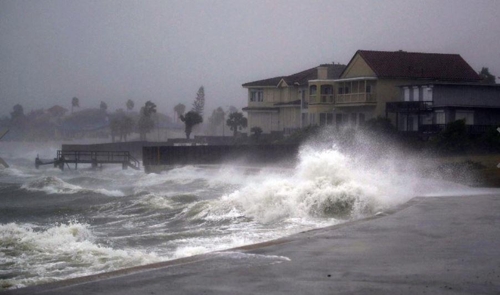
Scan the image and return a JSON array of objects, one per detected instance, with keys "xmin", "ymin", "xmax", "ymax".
[{"xmin": 36, "ymin": 150, "xmax": 140, "ymax": 170}]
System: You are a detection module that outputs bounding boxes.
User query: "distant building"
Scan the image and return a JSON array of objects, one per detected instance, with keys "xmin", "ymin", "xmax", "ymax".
[
  {"xmin": 242, "ymin": 63, "xmax": 345, "ymax": 135},
  {"xmin": 47, "ymin": 105, "xmax": 69, "ymax": 118}
]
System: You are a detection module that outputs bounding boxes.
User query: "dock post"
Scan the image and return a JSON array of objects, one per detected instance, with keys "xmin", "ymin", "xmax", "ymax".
[{"xmin": 35, "ymin": 156, "xmax": 42, "ymax": 169}]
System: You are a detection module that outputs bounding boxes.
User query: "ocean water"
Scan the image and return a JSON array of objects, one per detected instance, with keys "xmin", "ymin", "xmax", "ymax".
[{"xmin": 0, "ymin": 140, "xmax": 495, "ymax": 290}]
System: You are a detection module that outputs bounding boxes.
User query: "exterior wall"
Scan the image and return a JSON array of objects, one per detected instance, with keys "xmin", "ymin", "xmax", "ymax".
[
  {"xmin": 375, "ymin": 79, "xmax": 417, "ymax": 117},
  {"xmin": 341, "ymin": 54, "xmax": 376, "ymax": 78},
  {"xmin": 247, "ymin": 111, "xmax": 279, "ymax": 133},
  {"xmin": 246, "ymin": 85, "xmax": 303, "ymax": 134},
  {"xmin": 280, "ymin": 107, "xmax": 301, "ymax": 131}
]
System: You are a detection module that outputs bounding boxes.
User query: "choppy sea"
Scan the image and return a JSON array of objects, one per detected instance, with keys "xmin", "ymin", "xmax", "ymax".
[{"xmin": 0, "ymin": 140, "xmax": 496, "ymax": 290}]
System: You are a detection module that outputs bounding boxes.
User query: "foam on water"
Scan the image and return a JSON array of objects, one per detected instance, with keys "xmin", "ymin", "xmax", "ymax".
[
  {"xmin": 0, "ymin": 222, "xmax": 161, "ymax": 289},
  {"xmin": 21, "ymin": 176, "xmax": 125, "ymax": 197}
]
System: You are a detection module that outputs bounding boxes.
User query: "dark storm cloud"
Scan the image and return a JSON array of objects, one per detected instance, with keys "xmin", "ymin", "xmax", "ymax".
[{"xmin": 1, "ymin": 0, "xmax": 499, "ymax": 117}]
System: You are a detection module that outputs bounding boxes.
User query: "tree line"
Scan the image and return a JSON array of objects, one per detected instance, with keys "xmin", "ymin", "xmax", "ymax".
[{"xmin": 1, "ymin": 86, "xmax": 248, "ymax": 141}]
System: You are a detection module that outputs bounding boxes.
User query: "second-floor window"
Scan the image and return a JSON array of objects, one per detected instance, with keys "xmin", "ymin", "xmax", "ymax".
[
  {"xmin": 309, "ymin": 85, "xmax": 317, "ymax": 95},
  {"xmin": 250, "ymin": 89, "xmax": 263, "ymax": 102}
]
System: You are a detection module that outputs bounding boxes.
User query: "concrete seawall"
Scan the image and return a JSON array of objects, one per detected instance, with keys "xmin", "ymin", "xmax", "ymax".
[{"xmin": 143, "ymin": 144, "xmax": 299, "ymax": 173}]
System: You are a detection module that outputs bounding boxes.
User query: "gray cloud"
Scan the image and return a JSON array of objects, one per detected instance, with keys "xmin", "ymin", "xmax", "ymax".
[{"xmin": 1, "ymin": 0, "xmax": 499, "ymax": 117}]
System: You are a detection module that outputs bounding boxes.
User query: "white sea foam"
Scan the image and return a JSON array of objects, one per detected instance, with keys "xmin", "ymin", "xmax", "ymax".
[
  {"xmin": 21, "ymin": 176, "xmax": 125, "ymax": 197},
  {"xmin": 191, "ymin": 144, "xmax": 468, "ymax": 225},
  {"xmin": 0, "ymin": 222, "xmax": 161, "ymax": 288}
]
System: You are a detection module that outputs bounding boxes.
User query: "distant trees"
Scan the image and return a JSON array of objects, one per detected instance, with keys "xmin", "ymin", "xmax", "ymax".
[
  {"xmin": 71, "ymin": 97, "xmax": 79, "ymax": 113},
  {"xmin": 100, "ymin": 101, "xmax": 108, "ymax": 112},
  {"xmin": 191, "ymin": 86, "xmax": 205, "ymax": 117},
  {"xmin": 180, "ymin": 111, "xmax": 203, "ymax": 139},
  {"xmin": 10, "ymin": 104, "xmax": 25, "ymax": 121},
  {"xmin": 174, "ymin": 103, "xmax": 186, "ymax": 119},
  {"xmin": 226, "ymin": 112, "xmax": 247, "ymax": 137},
  {"xmin": 137, "ymin": 101, "xmax": 157, "ymax": 141},
  {"xmin": 110, "ymin": 114, "xmax": 134, "ymax": 142},
  {"xmin": 207, "ymin": 107, "xmax": 225, "ymax": 135},
  {"xmin": 126, "ymin": 99, "xmax": 135, "ymax": 112},
  {"xmin": 479, "ymin": 67, "xmax": 496, "ymax": 84}
]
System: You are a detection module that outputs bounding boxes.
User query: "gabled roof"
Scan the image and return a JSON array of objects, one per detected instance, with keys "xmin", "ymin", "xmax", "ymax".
[
  {"xmin": 345, "ymin": 50, "xmax": 481, "ymax": 81},
  {"xmin": 242, "ymin": 63, "xmax": 346, "ymax": 87}
]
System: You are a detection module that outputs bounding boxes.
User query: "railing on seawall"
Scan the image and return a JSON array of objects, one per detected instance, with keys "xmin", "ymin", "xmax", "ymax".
[{"xmin": 142, "ymin": 144, "xmax": 300, "ymax": 173}]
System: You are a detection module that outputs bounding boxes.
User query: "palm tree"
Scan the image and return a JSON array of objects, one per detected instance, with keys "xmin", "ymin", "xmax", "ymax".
[
  {"xmin": 71, "ymin": 97, "xmax": 79, "ymax": 114},
  {"xmin": 126, "ymin": 99, "xmax": 135, "ymax": 112},
  {"xmin": 137, "ymin": 101, "xmax": 157, "ymax": 141},
  {"xmin": 180, "ymin": 111, "xmax": 203, "ymax": 139},
  {"xmin": 174, "ymin": 103, "xmax": 186, "ymax": 121},
  {"xmin": 100, "ymin": 101, "xmax": 108, "ymax": 112},
  {"xmin": 226, "ymin": 112, "xmax": 247, "ymax": 137}
]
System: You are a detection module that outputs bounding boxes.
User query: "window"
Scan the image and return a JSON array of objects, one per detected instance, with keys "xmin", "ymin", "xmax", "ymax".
[
  {"xmin": 321, "ymin": 85, "xmax": 333, "ymax": 94},
  {"xmin": 344, "ymin": 87, "xmax": 350, "ymax": 94},
  {"xmin": 250, "ymin": 89, "xmax": 263, "ymax": 102},
  {"xmin": 309, "ymin": 113, "xmax": 316, "ymax": 125},
  {"xmin": 435, "ymin": 111, "xmax": 445, "ymax": 125},
  {"xmin": 350, "ymin": 113, "xmax": 357, "ymax": 126},
  {"xmin": 336, "ymin": 114, "xmax": 343, "ymax": 127},
  {"xmin": 456, "ymin": 111, "xmax": 474, "ymax": 125},
  {"xmin": 412, "ymin": 86, "xmax": 419, "ymax": 101},
  {"xmin": 309, "ymin": 85, "xmax": 317, "ymax": 95},
  {"xmin": 424, "ymin": 86, "xmax": 433, "ymax": 101},
  {"xmin": 327, "ymin": 113, "xmax": 333, "ymax": 125},
  {"xmin": 319, "ymin": 113, "xmax": 326, "ymax": 126},
  {"xmin": 404, "ymin": 87, "xmax": 410, "ymax": 101},
  {"xmin": 359, "ymin": 113, "xmax": 365, "ymax": 124},
  {"xmin": 338, "ymin": 87, "xmax": 344, "ymax": 94},
  {"xmin": 366, "ymin": 85, "xmax": 372, "ymax": 93}
]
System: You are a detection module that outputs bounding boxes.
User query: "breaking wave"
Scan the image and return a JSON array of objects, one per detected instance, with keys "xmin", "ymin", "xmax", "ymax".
[
  {"xmin": 21, "ymin": 176, "xmax": 125, "ymax": 197},
  {"xmin": 0, "ymin": 222, "xmax": 161, "ymax": 289},
  {"xmin": 184, "ymin": 145, "xmax": 424, "ymax": 225}
]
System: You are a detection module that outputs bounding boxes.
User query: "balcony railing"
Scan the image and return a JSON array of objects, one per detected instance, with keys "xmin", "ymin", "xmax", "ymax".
[
  {"xmin": 386, "ymin": 101, "xmax": 433, "ymax": 113},
  {"xmin": 309, "ymin": 94, "xmax": 334, "ymax": 104},
  {"xmin": 336, "ymin": 93, "xmax": 376, "ymax": 104},
  {"xmin": 417, "ymin": 124, "xmax": 496, "ymax": 135}
]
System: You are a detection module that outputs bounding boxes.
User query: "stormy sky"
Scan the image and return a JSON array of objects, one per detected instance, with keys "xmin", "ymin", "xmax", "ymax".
[{"xmin": 1, "ymin": 0, "xmax": 499, "ymax": 118}]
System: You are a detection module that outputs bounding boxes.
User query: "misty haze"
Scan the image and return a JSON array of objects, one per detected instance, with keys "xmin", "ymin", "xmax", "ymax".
[{"xmin": 2, "ymin": 1, "xmax": 500, "ymax": 294}]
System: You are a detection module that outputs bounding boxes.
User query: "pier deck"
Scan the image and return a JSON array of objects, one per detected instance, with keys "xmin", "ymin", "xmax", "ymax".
[{"xmin": 35, "ymin": 150, "xmax": 140, "ymax": 170}]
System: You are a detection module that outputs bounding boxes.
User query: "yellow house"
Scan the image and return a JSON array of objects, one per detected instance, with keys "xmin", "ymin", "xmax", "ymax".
[
  {"xmin": 243, "ymin": 50, "xmax": 480, "ymax": 134},
  {"xmin": 242, "ymin": 63, "xmax": 345, "ymax": 135},
  {"xmin": 331, "ymin": 50, "xmax": 481, "ymax": 127}
]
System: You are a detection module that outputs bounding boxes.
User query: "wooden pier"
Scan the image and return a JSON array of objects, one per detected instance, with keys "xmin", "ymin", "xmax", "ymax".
[{"xmin": 36, "ymin": 150, "xmax": 140, "ymax": 170}]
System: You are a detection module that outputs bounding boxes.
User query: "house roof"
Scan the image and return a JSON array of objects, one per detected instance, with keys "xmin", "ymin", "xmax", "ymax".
[
  {"xmin": 398, "ymin": 82, "xmax": 500, "ymax": 88},
  {"xmin": 346, "ymin": 50, "xmax": 481, "ymax": 81},
  {"xmin": 47, "ymin": 105, "xmax": 68, "ymax": 115},
  {"xmin": 242, "ymin": 63, "xmax": 346, "ymax": 87}
]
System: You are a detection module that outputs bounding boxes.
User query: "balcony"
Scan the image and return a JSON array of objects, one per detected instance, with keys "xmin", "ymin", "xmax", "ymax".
[{"xmin": 336, "ymin": 93, "xmax": 376, "ymax": 105}]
